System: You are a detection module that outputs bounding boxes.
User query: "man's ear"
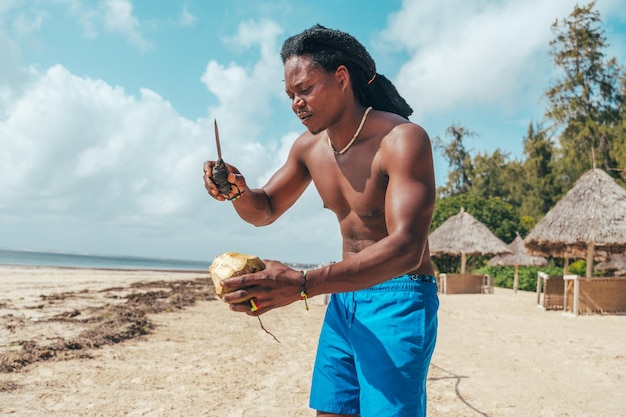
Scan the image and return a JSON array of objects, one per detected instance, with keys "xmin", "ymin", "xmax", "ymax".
[{"xmin": 335, "ymin": 65, "xmax": 350, "ymax": 90}]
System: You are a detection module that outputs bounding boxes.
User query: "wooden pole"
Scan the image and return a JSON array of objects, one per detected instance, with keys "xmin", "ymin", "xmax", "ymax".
[
  {"xmin": 513, "ymin": 264, "xmax": 519, "ymax": 294},
  {"xmin": 586, "ymin": 242, "xmax": 594, "ymax": 278},
  {"xmin": 573, "ymin": 276, "xmax": 580, "ymax": 316},
  {"xmin": 461, "ymin": 252, "xmax": 467, "ymax": 273},
  {"xmin": 563, "ymin": 279, "xmax": 569, "ymax": 312}
]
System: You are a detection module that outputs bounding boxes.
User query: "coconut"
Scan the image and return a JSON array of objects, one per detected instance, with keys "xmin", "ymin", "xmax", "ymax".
[{"xmin": 209, "ymin": 252, "xmax": 265, "ymax": 297}]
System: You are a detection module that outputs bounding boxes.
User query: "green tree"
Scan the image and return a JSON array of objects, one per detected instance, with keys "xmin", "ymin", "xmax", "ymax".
[
  {"xmin": 433, "ymin": 124, "xmax": 475, "ymax": 197},
  {"xmin": 468, "ymin": 149, "xmax": 509, "ymax": 200},
  {"xmin": 544, "ymin": 1, "xmax": 624, "ymax": 183},
  {"xmin": 609, "ymin": 73, "xmax": 626, "ymax": 183},
  {"xmin": 435, "ymin": 123, "xmax": 525, "ymax": 208},
  {"xmin": 468, "ymin": 150, "xmax": 524, "ymax": 209},
  {"xmin": 520, "ymin": 122, "xmax": 563, "ymax": 224},
  {"xmin": 500, "ymin": 160, "xmax": 525, "ymax": 211}
]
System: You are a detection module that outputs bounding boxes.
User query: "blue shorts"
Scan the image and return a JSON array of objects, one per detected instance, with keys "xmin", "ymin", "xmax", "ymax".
[{"xmin": 309, "ymin": 274, "xmax": 439, "ymax": 417}]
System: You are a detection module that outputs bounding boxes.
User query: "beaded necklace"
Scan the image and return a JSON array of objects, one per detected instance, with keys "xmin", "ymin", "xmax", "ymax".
[{"xmin": 328, "ymin": 106, "xmax": 373, "ymax": 155}]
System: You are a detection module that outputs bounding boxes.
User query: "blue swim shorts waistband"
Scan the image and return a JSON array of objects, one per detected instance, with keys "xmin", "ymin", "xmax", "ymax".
[
  {"xmin": 394, "ymin": 273, "xmax": 437, "ymax": 284},
  {"xmin": 358, "ymin": 273, "xmax": 438, "ymax": 293}
]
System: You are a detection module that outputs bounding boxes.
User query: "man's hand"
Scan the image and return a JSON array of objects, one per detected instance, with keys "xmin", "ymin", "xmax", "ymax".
[
  {"xmin": 220, "ymin": 260, "xmax": 303, "ymax": 315},
  {"xmin": 203, "ymin": 160, "xmax": 247, "ymax": 201}
]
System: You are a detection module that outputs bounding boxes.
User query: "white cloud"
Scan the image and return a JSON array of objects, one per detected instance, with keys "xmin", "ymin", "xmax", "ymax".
[
  {"xmin": 0, "ymin": 66, "xmax": 197, "ymax": 218},
  {"xmin": 0, "ymin": 16, "xmax": 339, "ymax": 263},
  {"xmin": 0, "ymin": 32, "xmax": 33, "ymax": 117},
  {"xmin": 381, "ymin": 0, "xmax": 625, "ymax": 118},
  {"xmin": 11, "ymin": 7, "xmax": 46, "ymax": 36},
  {"xmin": 102, "ymin": 0, "xmax": 152, "ymax": 50},
  {"xmin": 57, "ymin": 0, "xmax": 99, "ymax": 39},
  {"xmin": 0, "ymin": 0, "xmax": 19, "ymax": 15},
  {"xmin": 177, "ymin": 5, "xmax": 196, "ymax": 27}
]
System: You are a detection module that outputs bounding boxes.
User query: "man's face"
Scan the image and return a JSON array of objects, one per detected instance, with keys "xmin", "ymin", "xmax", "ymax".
[{"xmin": 284, "ymin": 55, "xmax": 343, "ymax": 135}]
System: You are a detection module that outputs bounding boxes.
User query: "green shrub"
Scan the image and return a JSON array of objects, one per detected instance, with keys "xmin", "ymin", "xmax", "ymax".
[
  {"xmin": 568, "ymin": 259, "xmax": 586, "ymax": 275},
  {"xmin": 475, "ymin": 261, "xmax": 564, "ymax": 292}
]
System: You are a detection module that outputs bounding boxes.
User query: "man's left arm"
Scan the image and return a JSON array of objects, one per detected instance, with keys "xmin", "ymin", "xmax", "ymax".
[
  {"xmin": 378, "ymin": 122, "xmax": 436, "ymax": 273},
  {"xmin": 308, "ymin": 122, "xmax": 436, "ymax": 294}
]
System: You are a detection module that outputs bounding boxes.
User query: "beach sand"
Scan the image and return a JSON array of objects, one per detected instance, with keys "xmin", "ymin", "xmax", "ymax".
[{"xmin": 0, "ymin": 265, "xmax": 624, "ymax": 417}]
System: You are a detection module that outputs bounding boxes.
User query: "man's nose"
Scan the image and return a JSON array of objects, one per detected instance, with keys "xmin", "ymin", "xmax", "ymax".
[{"xmin": 292, "ymin": 95, "xmax": 305, "ymax": 110}]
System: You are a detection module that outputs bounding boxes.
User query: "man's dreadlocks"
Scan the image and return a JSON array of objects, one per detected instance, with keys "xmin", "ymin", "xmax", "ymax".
[{"xmin": 280, "ymin": 24, "xmax": 413, "ymax": 119}]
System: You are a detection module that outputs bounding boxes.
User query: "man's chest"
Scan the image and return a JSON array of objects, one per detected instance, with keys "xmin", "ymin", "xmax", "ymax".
[{"xmin": 308, "ymin": 157, "xmax": 388, "ymax": 220}]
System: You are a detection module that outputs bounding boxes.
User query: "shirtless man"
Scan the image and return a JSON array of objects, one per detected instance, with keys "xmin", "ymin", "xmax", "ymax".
[{"xmin": 203, "ymin": 25, "xmax": 438, "ymax": 417}]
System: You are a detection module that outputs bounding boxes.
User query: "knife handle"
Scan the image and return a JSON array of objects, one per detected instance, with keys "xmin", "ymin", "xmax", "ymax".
[{"xmin": 212, "ymin": 159, "xmax": 233, "ymax": 196}]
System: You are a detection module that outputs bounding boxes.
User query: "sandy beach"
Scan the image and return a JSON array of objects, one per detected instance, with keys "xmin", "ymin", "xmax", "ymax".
[{"xmin": 0, "ymin": 265, "xmax": 624, "ymax": 417}]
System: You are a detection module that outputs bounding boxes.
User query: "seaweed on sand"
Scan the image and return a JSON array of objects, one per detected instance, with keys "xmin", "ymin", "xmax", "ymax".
[{"xmin": 0, "ymin": 278, "xmax": 216, "ymax": 373}]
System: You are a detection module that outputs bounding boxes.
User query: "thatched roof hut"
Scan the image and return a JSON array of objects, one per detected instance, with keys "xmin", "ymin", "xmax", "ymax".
[
  {"xmin": 488, "ymin": 235, "xmax": 547, "ymax": 293},
  {"xmin": 429, "ymin": 208, "xmax": 512, "ymax": 273},
  {"xmin": 524, "ymin": 168, "xmax": 626, "ymax": 278}
]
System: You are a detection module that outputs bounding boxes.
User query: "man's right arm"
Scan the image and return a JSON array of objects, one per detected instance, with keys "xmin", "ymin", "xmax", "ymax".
[{"xmin": 203, "ymin": 134, "xmax": 312, "ymax": 227}]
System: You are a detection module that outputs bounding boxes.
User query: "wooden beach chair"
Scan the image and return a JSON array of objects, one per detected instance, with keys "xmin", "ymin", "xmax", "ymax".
[
  {"xmin": 536, "ymin": 272, "xmax": 565, "ymax": 310},
  {"xmin": 563, "ymin": 275, "xmax": 626, "ymax": 316},
  {"xmin": 438, "ymin": 273, "xmax": 493, "ymax": 294}
]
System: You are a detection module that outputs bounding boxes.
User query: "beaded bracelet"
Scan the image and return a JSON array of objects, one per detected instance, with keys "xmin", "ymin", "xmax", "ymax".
[
  {"xmin": 300, "ymin": 270, "xmax": 309, "ymax": 310},
  {"xmin": 225, "ymin": 185, "xmax": 245, "ymax": 201}
]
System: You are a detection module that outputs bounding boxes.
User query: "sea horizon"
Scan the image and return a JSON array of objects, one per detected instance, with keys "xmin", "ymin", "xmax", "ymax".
[
  {"xmin": 0, "ymin": 248, "xmax": 211, "ymax": 271},
  {"xmin": 0, "ymin": 248, "xmax": 321, "ymax": 272}
]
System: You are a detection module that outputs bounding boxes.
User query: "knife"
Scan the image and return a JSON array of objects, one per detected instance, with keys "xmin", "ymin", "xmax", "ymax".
[{"xmin": 212, "ymin": 119, "xmax": 233, "ymax": 196}]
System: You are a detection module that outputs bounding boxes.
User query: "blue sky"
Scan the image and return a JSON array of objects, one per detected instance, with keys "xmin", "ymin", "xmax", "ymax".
[{"xmin": 1, "ymin": 0, "xmax": 625, "ymax": 264}]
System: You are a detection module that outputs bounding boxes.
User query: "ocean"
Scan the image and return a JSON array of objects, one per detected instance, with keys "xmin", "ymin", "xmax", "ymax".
[{"xmin": 0, "ymin": 249, "xmax": 211, "ymax": 271}]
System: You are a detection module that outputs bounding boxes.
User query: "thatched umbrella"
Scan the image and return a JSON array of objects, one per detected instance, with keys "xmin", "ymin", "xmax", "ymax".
[
  {"xmin": 488, "ymin": 234, "xmax": 547, "ymax": 293},
  {"xmin": 524, "ymin": 168, "xmax": 626, "ymax": 278},
  {"xmin": 596, "ymin": 254, "xmax": 626, "ymax": 276},
  {"xmin": 429, "ymin": 208, "xmax": 512, "ymax": 273}
]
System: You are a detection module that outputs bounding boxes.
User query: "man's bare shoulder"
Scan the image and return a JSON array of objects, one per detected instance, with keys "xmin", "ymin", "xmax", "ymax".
[
  {"xmin": 374, "ymin": 112, "xmax": 430, "ymax": 148},
  {"xmin": 293, "ymin": 129, "xmax": 318, "ymax": 145},
  {"xmin": 290, "ymin": 129, "xmax": 324, "ymax": 159},
  {"xmin": 375, "ymin": 114, "xmax": 433, "ymax": 176}
]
